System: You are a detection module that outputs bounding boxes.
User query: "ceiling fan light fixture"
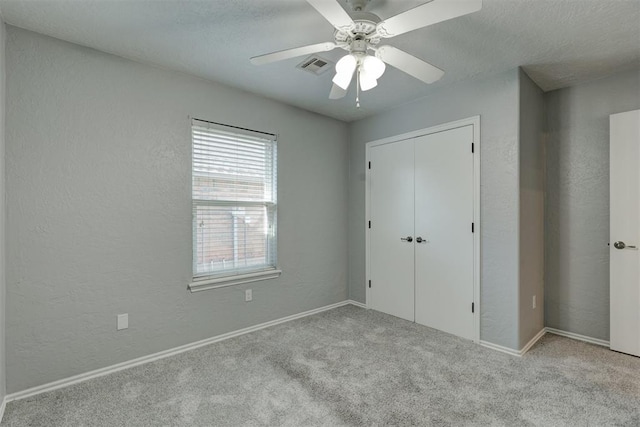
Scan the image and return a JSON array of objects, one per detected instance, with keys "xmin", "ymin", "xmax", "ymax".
[
  {"xmin": 335, "ymin": 54, "xmax": 357, "ymax": 75},
  {"xmin": 359, "ymin": 69, "xmax": 378, "ymax": 91},
  {"xmin": 362, "ymin": 55, "xmax": 386, "ymax": 80},
  {"xmin": 333, "ymin": 70, "xmax": 355, "ymax": 90},
  {"xmin": 333, "ymin": 53, "xmax": 357, "ymax": 90}
]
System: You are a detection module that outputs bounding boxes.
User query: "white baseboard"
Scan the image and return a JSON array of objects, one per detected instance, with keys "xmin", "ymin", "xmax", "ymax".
[
  {"xmin": 480, "ymin": 340, "xmax": 521, "ymax": 357},
  {"xmin": 0, "ymin": 396, "xmax": 6, "ymax": 423},
  {"xmin": 545, "ymin": 327, "xmax": 610, "ymax": 348},
  {"xmin": 347, "ymin": 299, "xmax": 367, "ymax": 309},
  {"xmin": 519, "ymin": 328, "xmax": 547, "ymax": 355},
  {"xmin": 480, "ymin": 328, "xmax": 546, "ymax": 357},
  {"xmin": 481, "ymin": 327, "xmax": 610, "ymax": 359},
  {"xmin": 7, "ymin": 300, "xmax": 363, "ymax": 403},
  {"xmin": 480, "ymin": 327, "xmax": 612, "ymax": 357}
]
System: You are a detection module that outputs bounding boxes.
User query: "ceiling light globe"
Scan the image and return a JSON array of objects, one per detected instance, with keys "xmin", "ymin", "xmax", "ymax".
[
  {"xmin": 359, "ymin": 70, "xmax": 378, "ymax": 91},
  {"xmin": 335, "ymin": 54, "xmax": 357, "ymax": 75},
  {"xmin": 333, "ymin": 71, "xmax": 354, "ymax": 91},
  {"xmin": 362, "ymin": 55, "xmax": 386, "ymax": 80}
]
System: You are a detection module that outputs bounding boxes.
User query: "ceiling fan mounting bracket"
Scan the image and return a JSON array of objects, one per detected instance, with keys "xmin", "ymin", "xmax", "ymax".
[
  {"xmin": 351, "ymin": 11, "xmax": 381, "ymax": 25},
  {"xmin": 347, "ymin": 0, "xmax": 371, "ymax": 12}
]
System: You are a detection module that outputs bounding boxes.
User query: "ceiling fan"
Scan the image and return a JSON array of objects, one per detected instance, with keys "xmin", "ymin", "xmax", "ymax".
[{"xmin": 250, "ymin": 0, "xmax": 482, "ymax": 105}]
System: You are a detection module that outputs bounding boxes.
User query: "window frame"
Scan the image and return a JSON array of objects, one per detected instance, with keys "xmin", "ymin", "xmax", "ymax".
[{"xmin": 188, "ymin": 118, "xmax": 281, "ymax": 292}]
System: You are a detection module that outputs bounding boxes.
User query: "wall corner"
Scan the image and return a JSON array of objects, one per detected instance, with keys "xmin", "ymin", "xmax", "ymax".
[{"xmin": 517, "ymin": 68, "xmax": 546, "ymax": 350}]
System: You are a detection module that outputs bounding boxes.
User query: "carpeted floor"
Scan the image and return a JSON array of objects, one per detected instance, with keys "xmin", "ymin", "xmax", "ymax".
[{"xmin": 3, "ymin": 305, "xmax": 640, "ymax": 426}]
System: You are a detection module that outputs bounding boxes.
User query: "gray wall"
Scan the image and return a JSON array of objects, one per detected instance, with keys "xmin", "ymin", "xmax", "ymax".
[
  {"xmin": 545, "ymin": 68, "xmax": 640, "ymax": 341},
  {"xmin": 5, "ymin": 27, "xmax": 349, "ymax": 393},
  {"xmin": 349, "ymin": 70, "xmax": 521, "ymax": 350},
  {"xmin": 518, "ymin": 69, "xmax": 545, "ymax": 348},
  {"xmin": 0, "ymin": 18, "xmax": 6, "ymax": 407}
]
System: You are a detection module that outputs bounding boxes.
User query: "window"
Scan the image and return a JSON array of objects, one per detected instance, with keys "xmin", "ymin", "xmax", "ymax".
[{"xmin": 190, "ymin": 119, "xmax": 279, "ymax": 291}]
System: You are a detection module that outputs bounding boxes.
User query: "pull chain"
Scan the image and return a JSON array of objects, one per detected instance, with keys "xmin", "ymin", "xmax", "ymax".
[{"xmin": 356, "ymin": 68, "xmax": 361, "ymax": 109}]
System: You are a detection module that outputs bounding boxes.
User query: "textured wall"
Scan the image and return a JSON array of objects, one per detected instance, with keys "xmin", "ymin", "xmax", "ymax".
[
  {"xmin": 518, "ymin": 69, "xmax": 545, "ymax": 349},
  {"xmin": 0, "ymin": 18, "xmax": 6, "ymax": 408},
  {"xmin": 5, "ymin": 27, "xmax": 349, "ymax": 393},
  {"xmin": 349, "ymin": 70, "xmax": 521, "ymax": 350},
  {"xmin": 545, "ymin": 68, "xmax": 640, "ymax": 341}
]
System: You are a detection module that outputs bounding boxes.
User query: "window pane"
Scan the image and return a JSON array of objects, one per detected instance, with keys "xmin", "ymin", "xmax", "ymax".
[
  {"xmin": 192, "ymin": 121, "xmax": 277, "ymax": 279},
  {"xmin": 194, "ymin": 204, "xmax": 275, "ymax": 276},
  {"xmin": 192, "ymin": 128, "xmax": 276, "ymax": 203}
]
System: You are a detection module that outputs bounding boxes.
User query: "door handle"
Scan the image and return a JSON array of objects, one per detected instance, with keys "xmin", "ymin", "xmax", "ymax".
[
  {"xmin": 416, "ymin": 237, "xmax": 427, "ymax": 243},
  {"xmin": 400, "ymin": 236, "xmax": 413, "ymax": 242},
  {"xmin": 614, "ymin": 241, "xmax": 637, "ymax": 250}
]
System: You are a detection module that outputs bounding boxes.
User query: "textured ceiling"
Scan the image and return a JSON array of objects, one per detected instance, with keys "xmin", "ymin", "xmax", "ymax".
[{"xmin": 1, "ymin": 0, "xmax": 639, "ymax": 122}]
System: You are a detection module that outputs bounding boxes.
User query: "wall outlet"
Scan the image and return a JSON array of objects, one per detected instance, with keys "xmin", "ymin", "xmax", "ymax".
[
  {"xmin": 245, "ymin": 289, "xmax": 252, "ymax": 302},
  {"xmin": 532, "ymin": 295, "xmax": 537, "ymax": 309},
  {"xmin": 117, "ymin": 313, "xmax": 129, "ymax": 330}
]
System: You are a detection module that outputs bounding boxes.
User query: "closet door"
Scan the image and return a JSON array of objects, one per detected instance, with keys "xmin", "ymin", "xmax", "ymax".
[
  {"xmin": 369, "ymin": 139, "xmax": 415, "ymax": 322},
  {"xmin": 610, "ymin": 110, "xmax": 640, "ymax": 357},
  {"xmin": 414, "ymin": 125, "xmax": 474, "ymax": 340}
]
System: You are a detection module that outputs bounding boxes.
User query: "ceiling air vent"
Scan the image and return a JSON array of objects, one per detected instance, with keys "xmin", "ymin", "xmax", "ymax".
[{"xmin": 296, "ymin": 56, "xmax": 333, "ymax": 75}]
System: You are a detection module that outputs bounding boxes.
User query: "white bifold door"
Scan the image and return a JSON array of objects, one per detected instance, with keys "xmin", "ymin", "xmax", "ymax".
[
  {"xmin": 610, "ymin": 109, "xmax": 640, "ymax": 357},
  {"xmin": 369, "ymin": 124, "xmax": 476, "ymax": 341},
  {"xmin": 369, "ymin": 139, "xmax": 416, "ymax": 322}
]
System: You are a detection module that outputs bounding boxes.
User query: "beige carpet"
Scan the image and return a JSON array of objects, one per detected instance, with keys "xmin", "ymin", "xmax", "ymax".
[{"xmin": 3, "ymin": 305, "xmax": 639, "ymax": 426}]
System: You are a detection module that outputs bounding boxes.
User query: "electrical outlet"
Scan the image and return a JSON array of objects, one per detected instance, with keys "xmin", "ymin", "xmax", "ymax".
[
  {"xmin": 245, "ymin": 289, "xmax": 252, "ymax": 302},
  {"xmin": 532, "ymin": 295, "xmax": 537, "ymax": 309},
  {"xmin": 117, "ymin": 313, "xmax": 128, "ymax": 330}
]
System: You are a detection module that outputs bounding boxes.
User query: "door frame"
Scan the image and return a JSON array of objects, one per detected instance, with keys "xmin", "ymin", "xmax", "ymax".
[{"xmin": 365, "ymin": 116, "xmax": 481, "ymax": 343}]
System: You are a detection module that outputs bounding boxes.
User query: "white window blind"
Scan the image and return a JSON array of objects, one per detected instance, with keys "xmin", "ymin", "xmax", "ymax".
[{"xmin": 192, "ymin": 119, "xmax": 277, "ymax": 281}]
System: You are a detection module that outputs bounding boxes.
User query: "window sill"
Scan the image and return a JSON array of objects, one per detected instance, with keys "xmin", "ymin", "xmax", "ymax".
[{"xmin": 188, "ymin": 269, "xmax": 282, "ymax": 293}]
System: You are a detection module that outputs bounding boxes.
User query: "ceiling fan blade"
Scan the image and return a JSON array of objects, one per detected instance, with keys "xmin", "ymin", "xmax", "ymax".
[
  {"xmin": 376, "ymin": 45, "xmax": 444, "ymax": 84},
  {"xmin": 306, "ymin": 0, "xmax": 355, "ymax": 31},
  {"xmin": 377, "ymin": 0, "xmax": 482, "ymax": 38},
  {"xmin": 329, "ymin": 83, "xmax": 347, "ymax": 99},
  {"xmin": 250, "ymin": 42, "xmax": 337, "ymax": 65}
]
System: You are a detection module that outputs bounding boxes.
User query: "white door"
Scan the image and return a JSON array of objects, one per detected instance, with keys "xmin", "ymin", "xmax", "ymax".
[
  {"xmin": 610, "ymin": 109, "xmax": 640, "ymax": 357},
  {"xmin": 369, "ymin": 139, "xmax": 415, "ymax": 321},
  {"xmin": 414, "ymin": 126, "xmax": 475, "ymax": 340}
]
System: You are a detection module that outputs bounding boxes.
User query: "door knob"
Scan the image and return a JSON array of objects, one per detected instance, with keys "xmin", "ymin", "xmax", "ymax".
[
  {"xmin": 400, "ymin": 236, "xmax": 413, "ymax": 242},
  {"xmin": 416, "ymin": 237, "xmax": 427, "ymax": 243},
  {"xmin": 614, "ymin": 241, "xmax": 637, "ymax": 249}
]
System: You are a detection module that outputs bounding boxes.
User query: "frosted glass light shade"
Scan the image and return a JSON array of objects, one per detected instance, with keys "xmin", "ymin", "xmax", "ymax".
[
  {"xmin": 333, "ymin": 54, "xmax": 357, "ymax": 90},
  {"xmin": 333, "ymin": 71, "xmax": 354, "ymax": 90},
  {"xmin": 362, "ymin": 55, "xmax": 386, "ymax": 80},
  {"xmin": 335, "ymin": 54, "xmax": 357, "ymax": 75},
  {"xmin": 359, "ymin": 70, "xmax": 378, "ymax": 91}
]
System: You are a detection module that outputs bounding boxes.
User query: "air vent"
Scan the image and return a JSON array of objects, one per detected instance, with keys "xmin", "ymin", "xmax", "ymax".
[{"xmin": 296, "ymin": 55, "xmax": 333, "ymax": 75}]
